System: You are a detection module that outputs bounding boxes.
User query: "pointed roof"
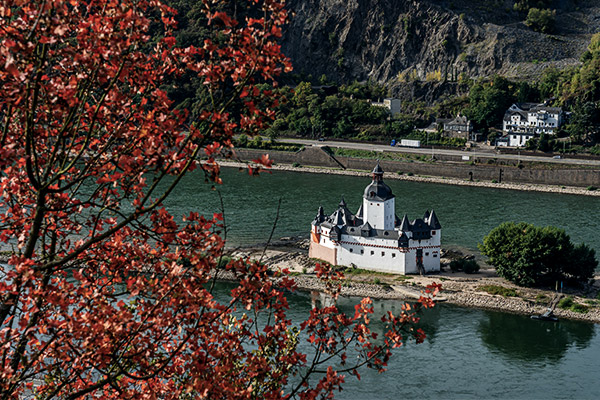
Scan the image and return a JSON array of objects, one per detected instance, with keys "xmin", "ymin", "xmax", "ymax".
[
  {"xmin": 372, "ymin": 160, "xmax": 384, "ymax": 175},
  {"xmin": 360, "ymin": 221, "xmax": 372, "ymax": 231},
  {"xmin": 423, "ymin": 210, "xmax": 430, "ymax": 220},
  {"xmin": 399, "ymin": 214, "xmax": 411, "ymax": 231},
  {"xmin": 364, "ymin": 162, "xmax": 394, "ymax": 201},
  {"xmin": 332, "ymin": 210, "xmax": 344, "ymax": 226},
  {"xmin": 314, "ymin": 205, "xmax": 325, "ymax": 223},
  {"xmin": 428, "ymin": 210, "xmax": 442, "ymax": 229},
  {"xmin": 356, "ymin": 205, "xmax": 363, "ymax": 218},
  {"xmin": 339, "ymin": 197, "xmax": 347, "ymax": 208}
]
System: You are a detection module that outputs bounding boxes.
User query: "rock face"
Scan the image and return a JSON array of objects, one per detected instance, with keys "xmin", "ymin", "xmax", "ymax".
[{"xmin": 282, "ymin": 0, "xmax": 600, "ymax": 87}]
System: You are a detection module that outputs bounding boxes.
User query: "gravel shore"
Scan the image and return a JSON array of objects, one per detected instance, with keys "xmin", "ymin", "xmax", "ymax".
[{"xmin": 229, "ymin": 240, "xmax": 600, "ymax": 324}]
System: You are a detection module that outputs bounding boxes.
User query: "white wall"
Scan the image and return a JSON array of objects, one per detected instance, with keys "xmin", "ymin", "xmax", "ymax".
[{"xmin": 363, "ymin": 197, "xmax": 395, "ymax": 230}]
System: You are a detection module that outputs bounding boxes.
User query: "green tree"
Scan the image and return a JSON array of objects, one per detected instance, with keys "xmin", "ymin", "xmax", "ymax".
[
  {"xmin": 479, "ymin": 222, "xmax": 596, "ymax": 287},
  {"xmin": 565, "ymin": 243, "xmax": 598, "ymax": 282},
  {"xmin": 525, "ymin": 8, "xmax": 556, "ymax": 34},
  {"xmin": 466, "ymin": 76, "xmax": 515, "ymax": 132},
  {"xmin": 513, "ymin": 0, "xmax": 551, "ymax": 13}
]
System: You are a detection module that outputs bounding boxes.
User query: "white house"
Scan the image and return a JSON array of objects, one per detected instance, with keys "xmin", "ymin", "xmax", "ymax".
[
  {"xmin": 503, "ymin": 103, "xmax": 564, "ymax": 135},
  {"xmin": 507, "ymin": 132, "xmax": 536, "ymax": 147},
  {"xmin": 309, "ymin": 163, "xmax": 441, "ymax": 275},
  {"xmin": 370, "ymin": 98, "xmax": 401, "ymax": 116}
]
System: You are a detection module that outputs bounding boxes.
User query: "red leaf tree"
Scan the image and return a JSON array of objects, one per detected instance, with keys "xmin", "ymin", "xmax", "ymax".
[{"xmin": 0, "ymin": 0, "xmax": 438, "ymax": 398}]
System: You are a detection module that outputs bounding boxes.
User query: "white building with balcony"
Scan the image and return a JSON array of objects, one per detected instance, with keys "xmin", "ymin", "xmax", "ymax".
[{"xmin": 503, "ymin": 103, "xmax": 564, "ymax": 135}]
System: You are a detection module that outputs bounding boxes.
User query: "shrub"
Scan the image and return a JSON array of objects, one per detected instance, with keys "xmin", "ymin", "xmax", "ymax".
[
  {"xmin": 525, "ymin": 8, "xmax": 556, "ymax": 34},
  {"xmin": 557, "ymin": 296, "xmax": 574, "ymax": 309},
  {"xmin": 571, "ymin": 303, "xmax": 589, "ymax": 313},
  {"xmin": 479, "ymin": 285, "xmax": 518, "ymax": 297},
  {"xmin": 449, "ymin": 259, "xmax": 480, "ymax": 274},
  {"xmin": 292, "ymin": 162, "xmax": 301, "ymax": 167}
]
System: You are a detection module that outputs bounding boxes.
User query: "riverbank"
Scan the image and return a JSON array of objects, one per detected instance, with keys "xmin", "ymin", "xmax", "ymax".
[
  {"xmin": 219, "ymin": 160, "xmax": 600, "ymax": 197},
  {"xmin": 228, "ymin": 238, "xmax": 600, "ymax": 324}
]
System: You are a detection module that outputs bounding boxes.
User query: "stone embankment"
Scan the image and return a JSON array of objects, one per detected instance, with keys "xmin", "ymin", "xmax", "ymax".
[
  {"xmin": 220, "ymin": 160, "xmax": 600, "ymax": 197},
  {"xmin": 229, "ymin": 239, "xmax": 600, "ymax": 324}
]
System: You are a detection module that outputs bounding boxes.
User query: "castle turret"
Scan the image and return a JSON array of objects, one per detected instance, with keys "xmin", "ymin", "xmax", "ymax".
[{"xmin": 362, "ymin": 162, "xmax": 395, "ymax": 230}]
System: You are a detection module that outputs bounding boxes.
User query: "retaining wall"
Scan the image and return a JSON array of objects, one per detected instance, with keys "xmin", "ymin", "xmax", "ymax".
[{"xmin": 232, "ymin": 147, "xmax": 600, "ymax": 187}]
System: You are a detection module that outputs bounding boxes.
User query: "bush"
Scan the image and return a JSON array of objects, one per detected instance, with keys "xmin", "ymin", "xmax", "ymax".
[
  {"xmin": 479, "ymin": 222, "xmax": 597, "ymax": 287},
  {"xmin": 571, "ymin": 303, "xmax": 589, "ymax": 313},
  {"xmin": 557, "ymin": 296, "xmax": 574, "ymax": 309},
  {"xmin": 449, "ymin": 258, "xmax": 480, "ymax": 274},
  {"xmin": 478, "ymin": 285, "xmax": 518, "ymax": 297},
  {"xmin": 557, "ymin": 296, "xmax": 589, "ymax": 313},
  {"xmin": 525, "ymin": 8, "xmax": 556, "ymax": 34}
]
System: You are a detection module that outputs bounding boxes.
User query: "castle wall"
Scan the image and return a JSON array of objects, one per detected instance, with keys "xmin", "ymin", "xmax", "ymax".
[
  {"xmin": 308, "ymin": 241, "xmax": 337, "ymax": 265},
  {"xmin": 332, "ymin": 233, "xmax": 441, "ymax": 274}
]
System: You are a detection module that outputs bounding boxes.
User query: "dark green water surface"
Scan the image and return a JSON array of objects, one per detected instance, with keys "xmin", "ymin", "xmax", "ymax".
[
  {"xmin": 210, "ymin": 282, "xmax": 600, "ymax": 400},
  {"xmin": 168, "ymin": 167, "xmax": 600, "ymax": 255},
  {"xmin": 168, "ymin": 168, "xmax": 600, "ymax": 399}
]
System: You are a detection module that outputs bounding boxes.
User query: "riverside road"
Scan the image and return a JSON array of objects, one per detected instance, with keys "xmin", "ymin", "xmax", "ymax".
[{"xmin": 284, "ymin": 138, "xmax": 600, "ymax": 167}]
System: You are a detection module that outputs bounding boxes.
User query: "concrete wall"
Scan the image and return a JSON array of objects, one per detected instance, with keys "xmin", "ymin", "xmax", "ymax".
[{"xmin": 233, "ymin": 147, "xmax": 600, "ymax": 187}]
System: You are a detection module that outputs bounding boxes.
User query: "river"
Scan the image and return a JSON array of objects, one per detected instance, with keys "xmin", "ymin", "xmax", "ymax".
[
  {"xmin": 170, "ymin": 167, "xmax": 600, "ymax": 255},
  {"xmin": 166, "ymin": 167, "xmax": 600, "ymax": 399}
]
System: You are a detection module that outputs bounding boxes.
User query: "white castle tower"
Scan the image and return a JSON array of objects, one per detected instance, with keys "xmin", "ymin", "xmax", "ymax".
[{"xmin": 309, "ymin": 162, "xmax": 441, "ymax": 274}]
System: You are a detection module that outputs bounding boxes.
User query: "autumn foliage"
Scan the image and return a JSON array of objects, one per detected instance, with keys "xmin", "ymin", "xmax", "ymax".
[{"xmin": 0, "ymin": 0, "xmax": 437, "ymax": 398}]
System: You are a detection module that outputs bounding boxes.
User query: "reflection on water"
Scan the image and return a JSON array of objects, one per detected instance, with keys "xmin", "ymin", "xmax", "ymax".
[
  {"xmin": 479, "ymin": 310, "xmax": 595, "ymax": 364},
  {"xmin": 210, "ymin": 282, "xmax": 600, "ymax": 399}
]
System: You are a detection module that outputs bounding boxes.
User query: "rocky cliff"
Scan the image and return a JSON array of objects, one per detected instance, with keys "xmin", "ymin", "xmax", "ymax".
[{"xmin": 281, "ymin": 0, "xmax": 600, "ymax": 87}]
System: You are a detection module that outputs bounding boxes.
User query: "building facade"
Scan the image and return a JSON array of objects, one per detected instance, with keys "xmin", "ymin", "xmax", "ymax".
[
  {"xmin": 309, "ymin": 164, "xmax": 441, "ymax": 274},
  {"xmin": 443, "ymin": 114, "xmax": 474, "ymax": 140},
  {"xmin": 502, "ymin": 103, "xmax": 564, "ymax": 136},
  {"xmin": 370, "ymin": 98, "xmax": 401, "ymax": 116}
]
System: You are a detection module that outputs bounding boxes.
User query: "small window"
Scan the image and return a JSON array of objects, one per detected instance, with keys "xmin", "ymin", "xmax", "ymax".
[
  {"xmin": 425, "ymin": 252, "xmax": 429, "ymax": 256},
  {"xmin": 361, "ymin": 249, "xmax": 364, "ymax": 254},
  {"xmin": 349, "ymin": 248, "xmax": 353, "ymax": 253},
  {"xmin": 381, "ymin": 252, "xmax": 385, "ymax": 256},
  {"xmin": 384, "ymin": 231, "xmax": 389, "ymax": 236},
  {"xmin": 392, "ymin": 253, "xmax": 396, "ymax": 258},
  {"xmin": 432, "ymin": 231, "xmax": 436, "ymax": 235},
  {"xmin": 433, "ymin": 254, "xmax": 438, "ymax": 258},
  {"xmin": 370, "ymin": 251, "xmax": 374, "ymax": 256}
]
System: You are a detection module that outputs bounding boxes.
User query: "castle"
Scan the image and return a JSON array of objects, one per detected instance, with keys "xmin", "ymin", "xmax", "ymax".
[{"xmin": 309, "ymin": 163, "xmax": 441, "ymax": 274}]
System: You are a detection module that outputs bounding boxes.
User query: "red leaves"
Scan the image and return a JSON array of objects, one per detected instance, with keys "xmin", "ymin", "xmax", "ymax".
[{"xmin": 0, "ymin": 0, "xmax": 434, "ymax": 397}]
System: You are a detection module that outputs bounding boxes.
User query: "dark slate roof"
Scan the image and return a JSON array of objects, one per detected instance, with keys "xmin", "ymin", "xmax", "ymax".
[
  {"xmin": 372, "ymin": 161, "xmax": 384, "ymax": 175},
  {"xmin": 399, "ymin": 214, "xmax": 411, "ymax": 231},
  {"xmin": 530, "ymin": 105, "xmax": 562, "ymax": 114},
  {"xmin": 410, "ymin": 218, "xmax": 432, "ymax": 240},
  {"xmin": 446, "ymin": 114, "xmax": 472, "ymax": 126},
  {"xmin": 356, "ymin": 205, "xmax": 363, "ymax": 218},
  {"xmin": 428, "ymin": 210, "xmax": 442, "ymax": 229},
  {"xmin": 363, "ymin": 180, "xmax": 394, "ymax": 201},
  {"xmin": 312, "ymin": 205, "xmax": 325, "ymax": 224},
  {"xmin": 346, "ymin": 223, "xmax": 400, "ymax": 240}
]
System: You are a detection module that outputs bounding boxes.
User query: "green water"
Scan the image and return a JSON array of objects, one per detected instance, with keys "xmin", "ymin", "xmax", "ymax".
[
  {"xmin": 169, "ymin": 167, "xmax": 600, "ymax": 255},
  {"xmin": 210, "ymin": 282, "xmax": 599, "ymax": 400},
  {"xmin": 169, "ymin": 168, "xmax": 600, "ymax": 399}
]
